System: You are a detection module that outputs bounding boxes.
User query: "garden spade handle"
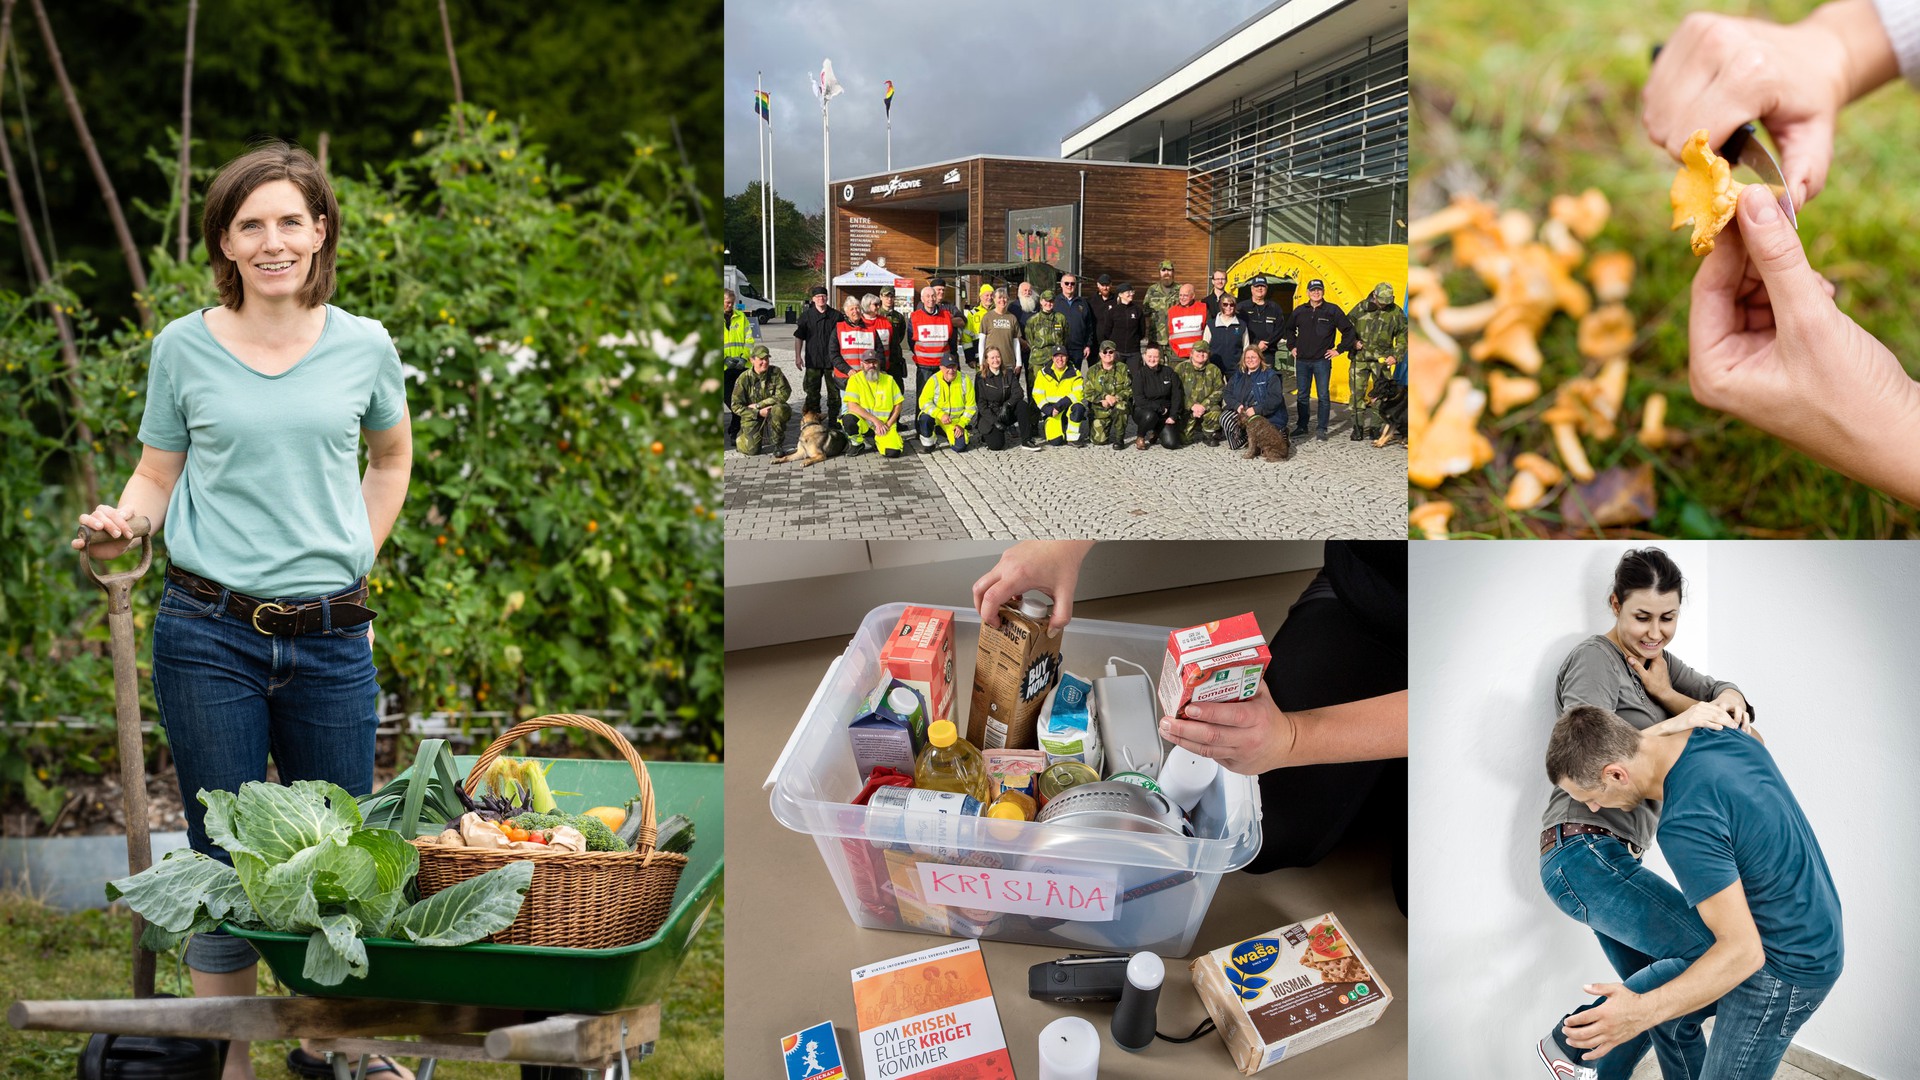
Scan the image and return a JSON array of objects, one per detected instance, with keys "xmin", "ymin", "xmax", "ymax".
[{"xmin": 77, "ymin": 515, "xmax": 156, "ymax": 1000}]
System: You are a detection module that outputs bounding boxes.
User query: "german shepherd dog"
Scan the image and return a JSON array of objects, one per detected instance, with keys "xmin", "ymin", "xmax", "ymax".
[
  {"xmin": 1242, "ymin": 413, "xmax": 1292, "ymax": 462},
  {"xmin": 771, "ymin": 409, "xmax": 842, "ymax": 467}
]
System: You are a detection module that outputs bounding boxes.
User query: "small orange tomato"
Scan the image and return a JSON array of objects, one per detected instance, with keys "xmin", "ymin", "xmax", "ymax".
[
  {"xmin": 587, "ymin": 520, "xmax": 599, "ymax": 533},
  {"xmin": 650, "ymin": 441, "xmax": 664, "ymax": 455},
  {"xmin": 436, "ymin": 535, "xmax": 447, "ymax": 547}
]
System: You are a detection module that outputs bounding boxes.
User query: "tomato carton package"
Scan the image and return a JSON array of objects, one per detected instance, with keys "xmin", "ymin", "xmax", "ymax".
[
  {"xmin": 880, "ymin": 606, "xmax": 957, "ymax": 724},
  {"xmin": 1158, "ymin": 613, "xmax": 1270, "ymax": 719}
]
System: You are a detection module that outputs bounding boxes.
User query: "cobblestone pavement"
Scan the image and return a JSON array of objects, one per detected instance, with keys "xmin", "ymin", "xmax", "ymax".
[{"xmin": 723, "ymin": 323, "xmax": 1407, "ymax": 539}]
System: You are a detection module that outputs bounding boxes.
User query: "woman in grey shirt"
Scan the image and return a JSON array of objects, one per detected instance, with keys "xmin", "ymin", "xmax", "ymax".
[{"xmin": 1537, "ymin": 549, "xmax": 1753, "ymax": 1079}]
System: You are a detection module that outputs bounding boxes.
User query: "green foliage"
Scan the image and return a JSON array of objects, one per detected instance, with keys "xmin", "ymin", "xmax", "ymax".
[
  {"xmin": 723, "ymin": 182, "xmax": 824, "ymax": 278},
  {"xmin": 0, "ymin": 108, "xmax": 722, "ymax": 823},
  {"xmin": 5, "ymin": 0, "xmax": 720, "ymax": 325}
]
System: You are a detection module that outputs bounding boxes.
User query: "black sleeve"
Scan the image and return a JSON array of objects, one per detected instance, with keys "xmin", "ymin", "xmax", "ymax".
[
  {"xmin": 1170, "ymin": 370, "xmax": 1185, "ymax": 414},
  {"xmin": 1335, "ymin": 308, "xmax": 1358, "ymax": 355}
]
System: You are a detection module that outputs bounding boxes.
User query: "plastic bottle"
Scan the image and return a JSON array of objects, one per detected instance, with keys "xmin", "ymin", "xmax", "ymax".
[
  {"xmin": 865, "ymin": 785, "xmax": 984, "ymax": 861},
  {"xmin": 988, "ymin": 790, "xmax": 1036, "ymax": 820},
  {"xmin": 916, "ymin": 719, "xmax": 992, "ymax": 803}
]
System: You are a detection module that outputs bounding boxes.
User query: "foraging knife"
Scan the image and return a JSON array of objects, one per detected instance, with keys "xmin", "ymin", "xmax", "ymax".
[{"xmin": 1650, "ymin": 44, "xmax": 1798, "ymax": 229}]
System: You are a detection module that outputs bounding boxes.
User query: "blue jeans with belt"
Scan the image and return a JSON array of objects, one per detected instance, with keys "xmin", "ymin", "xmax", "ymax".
[
  {"xmin": 150, "ymin": 578, "xmax": 380, "ymax": 973},
  {"xmin": 1540, "ymin": 830, "xmax": 1715, "ymax": 1080}
]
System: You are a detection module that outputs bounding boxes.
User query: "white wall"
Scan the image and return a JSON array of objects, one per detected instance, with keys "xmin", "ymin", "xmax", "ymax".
[
  {"xmin": 724, "ymin": 541, "xmax": 1325, "ymax": 650},
  {"xmin": 1409, "ymin": 542, "xmax": 1917, "ymax": 1079}
]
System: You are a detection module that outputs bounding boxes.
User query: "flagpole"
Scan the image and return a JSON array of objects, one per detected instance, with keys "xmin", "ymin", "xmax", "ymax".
[
  {"xmin": 886, "ymin": 113, "xmax": 891, "ymax": 172},
  {"xmin": 757, "ymin": 72, "xmax": 769, "ymax": 299},
  {"xmin": 768, "ymin": 109, "xmax": 777, "ymax": 312},
  {"xmin": 822, "ymin": 92, "xmax": 831, "ymax": 298}
]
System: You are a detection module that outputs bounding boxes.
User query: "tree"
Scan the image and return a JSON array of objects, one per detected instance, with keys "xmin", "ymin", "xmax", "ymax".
[{"xmin": 722, "ymin": 182, "xmax": 820, "ymax": 285}]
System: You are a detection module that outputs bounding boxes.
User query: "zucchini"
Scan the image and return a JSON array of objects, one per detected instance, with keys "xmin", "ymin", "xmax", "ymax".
[{"xmin": 654, "ymin": 813, "xmax": 695, "ymax": 855}]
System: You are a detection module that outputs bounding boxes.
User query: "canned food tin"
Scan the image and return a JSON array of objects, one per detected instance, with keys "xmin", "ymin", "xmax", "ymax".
[{"xmin": 1036, "ymin": 760, "xmax": 1100, "ymax": 806}]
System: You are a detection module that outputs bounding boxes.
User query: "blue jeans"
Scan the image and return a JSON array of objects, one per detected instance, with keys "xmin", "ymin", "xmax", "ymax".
[
  {"xmin": 151, "ymin": 578, "xmax": 380, "ymax": 972},
  {"xmin": 1541, "ymin": 833, "xmax": 1716, "ymax": 1080},
  {"xmin": 1588, "ymin": 957, "xmax": 1834, "ymax": 1080},
  {"xmin": 1294, "ymin": 357, "xmax": 1331, "ymax": 432}
]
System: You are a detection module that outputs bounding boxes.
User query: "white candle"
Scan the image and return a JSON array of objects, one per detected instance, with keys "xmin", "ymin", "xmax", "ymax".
[
  {"xmin": 1037, "ymin": 1016, "xmax": 1099, "ymax": 1080},
  {"xmin": 1157, "ymin": 746, "xmax": 1219, "ymax": 813}
]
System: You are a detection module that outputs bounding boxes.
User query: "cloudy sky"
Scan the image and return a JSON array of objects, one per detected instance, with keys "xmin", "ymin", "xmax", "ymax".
[{"xmin": 725, "ymin": 0, "xmax": 1273, "ymax": 212}]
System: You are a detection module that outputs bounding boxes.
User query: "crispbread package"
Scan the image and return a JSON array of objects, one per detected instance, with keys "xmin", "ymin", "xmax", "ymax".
[{"xmin": 1189, "ymin": 914, "xmax": 1393, "ymax": 1075}]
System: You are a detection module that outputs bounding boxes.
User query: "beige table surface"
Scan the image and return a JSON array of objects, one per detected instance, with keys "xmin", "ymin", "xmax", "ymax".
[{"xmin": 724, "ymin": 571, "xmax": 1407, "ymax": 1079}]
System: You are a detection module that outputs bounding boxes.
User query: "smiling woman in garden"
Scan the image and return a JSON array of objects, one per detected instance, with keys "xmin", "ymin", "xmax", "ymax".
[{"xmin": 69, "ymin": 141, "xmax": 415, "ymax": 1080}]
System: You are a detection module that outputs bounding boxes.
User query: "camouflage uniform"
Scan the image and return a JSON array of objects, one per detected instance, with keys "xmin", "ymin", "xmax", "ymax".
[
  {"xmin": 1023, "ymin": 310, "xmax": 1067, "ymax": 391},
  {"xmin": 1174, "ymin": 361, "xmax": 1225, "ymax": 445},
  {"xmin": 1347, "ymin": 282, "xmax": 1408, "ymax": 438},
  {"xmin": 729, "ymin": 360, "xmax": 793, "ymax": 455},
  {"xmin": 1083, "ymin": 362, "xmax": 1133, "ymax": 445},
  {"xmin": 1143, "ymin": 279, "xmax": 1180, "ymax": 346}
]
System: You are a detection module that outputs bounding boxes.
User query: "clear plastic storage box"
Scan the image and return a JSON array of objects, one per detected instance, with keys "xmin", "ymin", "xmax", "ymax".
[{"xmin": 766, "ymin": 603, "xmax": 1263, "ymax": 957}]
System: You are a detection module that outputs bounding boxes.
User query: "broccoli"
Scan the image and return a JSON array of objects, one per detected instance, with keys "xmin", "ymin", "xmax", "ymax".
[{"xmin": 508, "ymin": 811, "xmax": 628, "ymax": 852}]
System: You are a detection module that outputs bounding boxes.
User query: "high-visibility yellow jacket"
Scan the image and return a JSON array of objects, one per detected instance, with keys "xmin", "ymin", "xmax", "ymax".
[
  {"xmin": 918, "ymin": 370, "xmax": 977, "ymax": 439},
  {"xmin": 1031, "ymin": 366, "xmax": 1083, "ymax": 408},
  {"xmin": 723, "ymin": 309, "xmax": 753, "ymax": 368},
  {"xmin": 845, "ymin": 370, "xmax": 906, "ymax": 452}
]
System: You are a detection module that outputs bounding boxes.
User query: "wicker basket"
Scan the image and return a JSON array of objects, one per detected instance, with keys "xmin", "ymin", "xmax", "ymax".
[{"xmin": 409, "ymin": 714, "xmax": 689, "ymax": 948}]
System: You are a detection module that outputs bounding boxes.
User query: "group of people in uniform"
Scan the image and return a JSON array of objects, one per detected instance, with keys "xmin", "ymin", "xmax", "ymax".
[{"xmin": 721, "ymin": 261, "xmax": 1408, "ymax": 461}]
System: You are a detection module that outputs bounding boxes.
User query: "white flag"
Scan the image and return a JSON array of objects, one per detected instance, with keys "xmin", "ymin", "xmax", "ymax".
[{"xmin": 820, "ymin": 59, "xmax": 844, "ymax": 102}]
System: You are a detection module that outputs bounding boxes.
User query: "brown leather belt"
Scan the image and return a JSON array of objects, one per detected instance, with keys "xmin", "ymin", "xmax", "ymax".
[
  {"xmin": 1540, "ymin": 822, "xmax": 1642, "ymax": 858},
  {"xmin": 165, "ymin": 564, "xmax": 375, "ymax": 636}
]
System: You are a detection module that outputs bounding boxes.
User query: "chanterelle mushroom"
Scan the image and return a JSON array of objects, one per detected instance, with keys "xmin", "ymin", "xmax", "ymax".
[
  {"xmin": 1409, "ymin": 376, "xmax": 1494, "ymax": 488},
  {"xmin": 1410, "ymin": 501, "xmax": 1455, "ymax": 539},
  {"xmin": 1550, "ymin": 188, "xmax": 1611, "ymax": 241},
  {"xmin": 1586, "ymin": 251, "xmax": 1635, "ymax": 303},
  {"xmin": 1578, "ymin": 304, "xmax": 1635, "ymax": 360},
  {"xmin": 1488, "ymin": 369, "xmax": 1542, "ymax": 416},
  {"xmin": 1671, "ymin": 130, "xmax": 1744, "ymax": 256}
]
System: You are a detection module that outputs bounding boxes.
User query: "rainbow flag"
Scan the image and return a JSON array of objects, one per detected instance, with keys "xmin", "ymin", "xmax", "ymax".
[
  {"xmin": 754, "ymin": 90, "xmax": 771, "ymax": 122},
  {"xmin": 883, "ymin": 80, "xmax": 894, "ymax": 118}
]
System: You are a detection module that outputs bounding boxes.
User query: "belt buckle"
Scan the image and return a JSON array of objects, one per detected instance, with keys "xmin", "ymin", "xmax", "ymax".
[{"xmin": 251, "ymin": 601, "xmax": 293, "ymax": 635}]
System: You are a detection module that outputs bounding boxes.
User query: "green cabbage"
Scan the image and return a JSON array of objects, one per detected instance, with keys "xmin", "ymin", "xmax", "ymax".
[{"xmin": 106, "ymin": 780, "xmax": 533, "ymax": 985}]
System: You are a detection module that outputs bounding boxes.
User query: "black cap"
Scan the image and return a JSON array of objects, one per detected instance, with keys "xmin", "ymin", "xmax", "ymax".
[
  {"xmin": 1096, "ymin": 274, "xmax": 1112, "ymax": 286},
  {"xmin": 930, "ymin": 275, "xmax": 948, "ymax": 287},
  {"xmin": 1251, "ymin": 275, "xmax": 1268, "ymax": 287},
  {"xmin": 1052, "ymin": 346, "xmax": 1069, "ymax": 358},
  {"xmin": 1307, "ymin": 279, "xmax": 1324, "ymax": 291},
  {"xmin": 1116, "ymin": 282, "xmax": 1132, "ymax": 294},
  {"xmin": 809, "ymin": 285, "xmax": 828, "ymax": 297},
  {"xmin": 940, "ymin": 353, "xmax": 959, "ymax": 369}
]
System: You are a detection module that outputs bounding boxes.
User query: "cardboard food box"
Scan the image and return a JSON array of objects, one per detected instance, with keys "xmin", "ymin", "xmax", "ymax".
[
  {"xmin": 966, "ymin": 597, "xmax": 1062, "ymax": 751},
  {"xmin": 1158, "ymin": 613, "xmax": 1270, "ymax": 719},
  {"xmin": 881, "ymin": 606, "xmax": 957, "ymax": 723},
  {"xmin": 1189, "ymin": 913, "xmax": 1394, "ymax": 1075}
]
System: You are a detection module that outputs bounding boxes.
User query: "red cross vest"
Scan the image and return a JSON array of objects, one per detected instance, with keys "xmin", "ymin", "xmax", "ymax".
[
  {"xmin": 909, "ymin": 307, "xmax": 955, "ymax": 367},
  {"xmin": 1167, "ymin": 301, "xmax": 1208, "ymax": 358}
]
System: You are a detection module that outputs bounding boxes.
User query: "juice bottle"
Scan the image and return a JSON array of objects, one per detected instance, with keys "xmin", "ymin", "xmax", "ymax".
[{"xmin": 916, "ymin": 719, "xmax": 992, "ymax": 803}]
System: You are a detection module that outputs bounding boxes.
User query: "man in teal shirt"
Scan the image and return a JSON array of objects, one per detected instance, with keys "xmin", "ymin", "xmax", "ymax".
[{"xmin": 1538, "ymin": 705, "xmax": 1842, "ymax": 1080}]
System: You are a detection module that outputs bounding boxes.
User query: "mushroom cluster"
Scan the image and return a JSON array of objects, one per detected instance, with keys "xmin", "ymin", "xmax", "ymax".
[{"xmin": 1408, "ymin": 188, "xmax": 1673, "ymax": 537}]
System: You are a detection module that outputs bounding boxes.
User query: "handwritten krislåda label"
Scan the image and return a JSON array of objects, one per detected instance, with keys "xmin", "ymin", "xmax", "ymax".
[{"xmin": 914, "ymin": 863, "xmax": 1119, "ymax": 921}]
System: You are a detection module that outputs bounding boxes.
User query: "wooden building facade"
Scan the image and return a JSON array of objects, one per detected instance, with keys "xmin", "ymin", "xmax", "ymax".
[{"xmin": 829, "ymin": 155, "xmax": 1210, "ymax": 300}]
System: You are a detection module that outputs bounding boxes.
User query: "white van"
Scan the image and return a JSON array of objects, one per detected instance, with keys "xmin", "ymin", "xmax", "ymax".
[{"xmin": 722, "ymin": 266, "xmax": 777, "ymax": 323}]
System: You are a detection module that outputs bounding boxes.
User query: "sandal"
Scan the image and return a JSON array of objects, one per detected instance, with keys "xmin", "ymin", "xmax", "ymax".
[{"xmin": 286, "ymin": 1046, "xmax": 415, "ymax": 1080}]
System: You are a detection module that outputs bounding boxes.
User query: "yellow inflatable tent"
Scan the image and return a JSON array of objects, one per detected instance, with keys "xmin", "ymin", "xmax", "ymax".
[{"xmin": 1224, "ymin": 244, "xmax": 1409, "ymax": 403}]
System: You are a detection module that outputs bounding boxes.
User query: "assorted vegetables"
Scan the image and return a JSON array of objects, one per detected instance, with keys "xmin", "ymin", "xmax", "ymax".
[{"xmin": 106, "ymin": 781, "xmax": 534, "ymax": 986}]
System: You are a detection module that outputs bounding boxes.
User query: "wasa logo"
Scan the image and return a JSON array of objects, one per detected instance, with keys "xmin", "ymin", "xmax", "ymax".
[{"xmin": 1230, "ymin": 937, "xmax": 1280, "ymax": 975}]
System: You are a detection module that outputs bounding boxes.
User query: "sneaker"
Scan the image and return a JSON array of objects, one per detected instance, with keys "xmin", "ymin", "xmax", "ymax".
[
  {"xmin": 1289, "ymin": 423, "xmax": 1309, "ymax": 438},
  {"xmin": 1536, "ymin": 1018, "xmax": 1598, "ymax": 1080},
  {"xmin": 1026, "ymin": 439, "xmax": 1047, "ymax": 452},
  {"xmin": 1316, "ymin": 430, "xmax": 1330, "ymax": 441}
]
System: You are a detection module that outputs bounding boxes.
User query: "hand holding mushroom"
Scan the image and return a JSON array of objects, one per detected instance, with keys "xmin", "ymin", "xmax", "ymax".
[
  {"xmin": 1641, "ymin": 2, "xmax": 1899, "ymax": 209},
  {"xmin": 1689, "ymin": 185, "xmax": 1920, "ymax": 505}
]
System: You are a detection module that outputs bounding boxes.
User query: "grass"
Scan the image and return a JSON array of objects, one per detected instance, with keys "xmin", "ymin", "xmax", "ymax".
[
  {"xmin": 1412, "ymin": 0, "xmax": 1920, "ymax": 536},
  {"xmin": 0, "ymin": 890, "xmax": 723, "ymax": 1078}
]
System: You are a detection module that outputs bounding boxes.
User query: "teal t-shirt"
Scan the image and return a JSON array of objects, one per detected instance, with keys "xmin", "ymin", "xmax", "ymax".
[
  {"xmin": 137, "ymin": 306, "xmax": 408, "ymax": 597},
  {"xmin": 1658, "ymin": 728, "xmax": 1843, "ymax": 987}
]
